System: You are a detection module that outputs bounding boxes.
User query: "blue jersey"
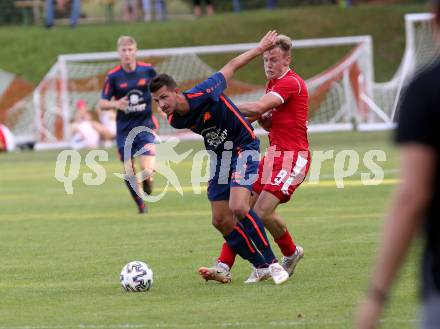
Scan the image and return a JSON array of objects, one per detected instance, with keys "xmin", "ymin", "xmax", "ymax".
[
  {"xmin": 101, "ymin": 62, "xmax": 157, "ymax": 137},
  {"xmin": 169, "ymin": 72, "xmax": 258, "ymax": 153}
]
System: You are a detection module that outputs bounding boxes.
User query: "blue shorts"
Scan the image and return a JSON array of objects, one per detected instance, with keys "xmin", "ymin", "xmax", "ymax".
[
  {"xmin": 117, "ymin": 130, "xmax": 156, "ymax": 161},
  {"xmin": 207, "ymin": 142, "xmax": 260, "ymax": 201}
]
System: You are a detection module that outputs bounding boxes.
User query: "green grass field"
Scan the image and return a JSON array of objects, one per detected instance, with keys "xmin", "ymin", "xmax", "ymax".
[{"xmin": 0, "ymin": 131, "xmax": 419, "ymax": 328}]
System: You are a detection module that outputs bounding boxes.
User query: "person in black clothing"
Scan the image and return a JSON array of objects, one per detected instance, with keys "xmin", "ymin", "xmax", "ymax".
[
  {"xmin": 193, "ymin": 0, "xmax": 214, "ymax": 17},
  {"xmin": 356, "ymin": 3, "xmax": 440, "ymax": 328}
]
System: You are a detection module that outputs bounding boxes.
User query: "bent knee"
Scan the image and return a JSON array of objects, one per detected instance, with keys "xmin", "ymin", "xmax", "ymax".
[
  {"xmin": 253, "ymin": 204, "xmax": 271, "ymax": 221},
  {"xmin": 212, "ymin": 215, "xmax": 235, "ymax": 235},
  {"xmin": 229, "ymin": 203, "xmax": 249, "ymax": 220},
  {"xmin": 211, "ymin": 215, "xmax": 224, "ymax": 230},
  {"xmin": 141, "ymin": 167, "xmax": 154, "ymax": 178}
]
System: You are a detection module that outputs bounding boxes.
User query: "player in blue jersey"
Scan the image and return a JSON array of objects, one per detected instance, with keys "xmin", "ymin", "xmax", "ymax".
[
  {"xmin": 150, "ymin": 31, "xmax": 289, "ymax": 284},
  {"xmin": 99, "ymin": 36, "xmax": 158, "ymax": 214}
]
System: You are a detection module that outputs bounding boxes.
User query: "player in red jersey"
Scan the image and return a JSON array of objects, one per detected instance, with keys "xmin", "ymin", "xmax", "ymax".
[
  {"xmin": 152, "ymin": 31, "xmax": 290, "ymax": 285},
  {"xmin": 199, "ymin": 34, "xmax": 310, "ymax": 283}
]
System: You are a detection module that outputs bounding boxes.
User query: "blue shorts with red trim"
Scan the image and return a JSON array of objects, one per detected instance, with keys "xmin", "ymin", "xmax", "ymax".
[
  {"xmin": 117, "ymin": 130, "xmax": 156, "ymax": 161},
  {"xmin": 207, "ymin": 140, "xmax": 260, "ymax": 201}
]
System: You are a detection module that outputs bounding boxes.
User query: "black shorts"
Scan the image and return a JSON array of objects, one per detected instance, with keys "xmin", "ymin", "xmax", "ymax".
[{"xmin": 193, "ymin": 0, "xmax": 212, "ymax": 5}]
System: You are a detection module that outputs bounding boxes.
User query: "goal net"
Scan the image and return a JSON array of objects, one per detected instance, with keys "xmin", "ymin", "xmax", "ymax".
[
  {"xmin": 373, "ymin": 13, "xmax": 438, "ymax": 125},
  {"xmin": 29, "ymin": 36, "xmax": 377, "ymax": 149},
  {"xmin": 6, "ymin": 13, "xmax": 437, "ymax": 149}
]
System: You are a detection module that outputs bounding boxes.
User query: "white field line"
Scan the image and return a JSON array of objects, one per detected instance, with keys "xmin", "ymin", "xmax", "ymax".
[
  {"xmin": 317, "ymin": 168, "xmax": 400, "ymax": 180},
  {"xmin": 0, "ymin": 318, "xmax": 418, "ymax": 329},
  {"xmin": 0, "ymin": 178, "xmax": 401, "ymax": 200},
  {"xmin": 172, "ymin": 178, "xmax": 400, "ymax": 194}
]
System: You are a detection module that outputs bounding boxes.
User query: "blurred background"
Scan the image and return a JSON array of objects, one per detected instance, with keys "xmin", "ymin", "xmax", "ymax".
[
  {"xmin": 0, "ymin": 2, "xmax": 434, "ymax": 327},
  {"xmin": 0, "ymin": 0, "xmax": 431, "ymax": 152}
]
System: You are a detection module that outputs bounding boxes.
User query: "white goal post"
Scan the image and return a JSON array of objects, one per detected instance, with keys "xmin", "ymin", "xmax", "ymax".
[
  {"xmin": 373, "ymin": 13, "xmax": 438, "ymax": 126},
  {"xmin": 4, "ymin": 13, "xmax": 437, "ymax": 149},
  {"xmin": 32, "ymin": 35, "xmax": 377, "ymax": 149}
]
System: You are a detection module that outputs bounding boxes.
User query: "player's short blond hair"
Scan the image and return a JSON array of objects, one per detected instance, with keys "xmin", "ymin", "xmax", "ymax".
[
  {"xmin": 274, "ymin": 35, "xmax": 293, "ymax": 55},
  {"xmin": 117, "ymin": 36, "xmax": 137, "ymax": 49}
]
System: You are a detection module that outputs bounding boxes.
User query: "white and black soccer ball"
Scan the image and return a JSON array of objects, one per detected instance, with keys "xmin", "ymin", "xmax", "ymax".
[{"xmin": 120, "ymin": 261, "xmax": 153, "ymax": 292}]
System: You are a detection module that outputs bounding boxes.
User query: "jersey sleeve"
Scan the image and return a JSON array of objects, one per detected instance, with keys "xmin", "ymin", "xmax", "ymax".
[
  {"xmin": 395, "ymin": 77, "xmax": 436, "ymax": 148},
  {"xmin": 269, "ymin": 75, "xmax": 301, "ymax": 103},
  {"xmin": 147, "ymin": 67, "xmax": 157, "ymax": 79},
  {"xmin": 186, "ymin": 72, "xmax": 227, "ymax": 102},
  {"xmin": 101, "ymin": 75, "xmax": 114, "ymax": 100}
]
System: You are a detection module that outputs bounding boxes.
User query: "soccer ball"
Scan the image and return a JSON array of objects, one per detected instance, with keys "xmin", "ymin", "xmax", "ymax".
[{"xmin": 120, "ymin": 261, "xmax": 153, "ymax": 292}]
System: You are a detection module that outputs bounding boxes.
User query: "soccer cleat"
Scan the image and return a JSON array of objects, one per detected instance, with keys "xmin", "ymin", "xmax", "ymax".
[
  {"xmin": 244, "ymin": 267, "xmax": 271, "ymax": 284},
  {"xmin": 269, "ymin": 262, "xmax": 289, "ymax": 285},
  {"xmin": 281, "ymin": 245, "xmax": 304, "ymax": 277},
  {"xmin": 198, "ymin": 262, "xmax": 231, "ymax": 284}
]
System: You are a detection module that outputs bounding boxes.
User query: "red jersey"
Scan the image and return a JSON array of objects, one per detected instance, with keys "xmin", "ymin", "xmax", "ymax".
[{"xmin": 266, "ymin": 69, "xmax": 309, "ymax": 151}]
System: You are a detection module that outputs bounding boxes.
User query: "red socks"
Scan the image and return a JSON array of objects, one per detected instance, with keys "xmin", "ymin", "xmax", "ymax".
[
  {"xmin": 219, "ymin": 229, "xmax": 297, "ymax": 267},
  {"xmin": 274, "ymin": 230, "xmax": 296, "ymax": 257},
  {"xmin": 218, "ymin": 242, "xmax": 237, "ymax": 269}
]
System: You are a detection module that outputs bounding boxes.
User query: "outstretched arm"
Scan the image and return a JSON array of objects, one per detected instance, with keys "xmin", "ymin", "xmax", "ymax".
[
  {"xmin": 219, "ymin": 30, "xmax": 277, "ymax": 84},
  {"xmin": 237, "ymin": 93, "xmax": 282, "ymax": 117}
]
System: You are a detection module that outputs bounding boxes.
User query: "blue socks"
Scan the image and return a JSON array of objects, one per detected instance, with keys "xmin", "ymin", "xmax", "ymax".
[
  {"xmin": 240, "ymin": 209, "xmax": 277, "ymax": 264},
  {"xmin": 224, "ymin": 225, "xmax": 267, "ymax": 268}
]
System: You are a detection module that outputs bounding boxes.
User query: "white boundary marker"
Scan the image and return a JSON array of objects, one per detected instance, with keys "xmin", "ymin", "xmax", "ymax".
[{"xmin": 0, "ymin": 318, "xmax": 418, "ymax": 329}]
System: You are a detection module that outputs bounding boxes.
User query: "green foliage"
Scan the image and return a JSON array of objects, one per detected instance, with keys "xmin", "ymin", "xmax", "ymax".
[
  {"xmin": 0, "ymin": 4, "xmax": 426, "ymax": 84},
  {"xmin": 0, "ymin": 0, "xmax": 23, "ymax": 24}
]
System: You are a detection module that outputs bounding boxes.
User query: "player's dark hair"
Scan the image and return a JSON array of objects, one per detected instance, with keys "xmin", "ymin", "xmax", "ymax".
[{"xmin": 150, "ymin": 74, "xmax": 178, "ymax": 93}]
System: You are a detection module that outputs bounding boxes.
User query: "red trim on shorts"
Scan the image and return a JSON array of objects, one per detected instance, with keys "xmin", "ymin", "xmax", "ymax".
[
  {"xmin": 142, "ymin": 143, "xmax": 156, "ymax": 156},
  {"xmin": 245, "ymin": 213, "xmax": 269, "ymax": 247},
  {"xmin": 235, "ymin": 226, "xmax": 255, "ymax": 253},
  {"xmin": 220, "ymin": 95, "xmax": 256, "ymax": 139}
]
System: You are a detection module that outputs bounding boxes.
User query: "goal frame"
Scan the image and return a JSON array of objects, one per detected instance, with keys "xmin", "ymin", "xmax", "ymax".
[{"xmin": 33, "ymin": 35, "xmax": 376, "ymax": 149}]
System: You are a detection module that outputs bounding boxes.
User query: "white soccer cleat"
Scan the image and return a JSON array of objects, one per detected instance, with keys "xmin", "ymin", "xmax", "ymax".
[
  {"xmin": 269, "ymin": 262, "xmax": 289, "ymax": 285},
  {"xmin": 244, "ymin": 267, "xmax": 271, "ymax": 284},
  {"xmin": 281, "ymin": 245, "xmax": 304, "ymax": 277},
  {"xmin": 198, "ymin": 262, "xmax": 232, "ymax": 284}
]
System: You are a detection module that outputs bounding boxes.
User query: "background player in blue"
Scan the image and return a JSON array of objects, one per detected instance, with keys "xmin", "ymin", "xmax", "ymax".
[
  {"xmin": 99, "ymin": 36, "xmax": 158, "ymax": 214},
  {"xmin": 150, "ymin": 31, "xmax": 290, "ymax": 284}
]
